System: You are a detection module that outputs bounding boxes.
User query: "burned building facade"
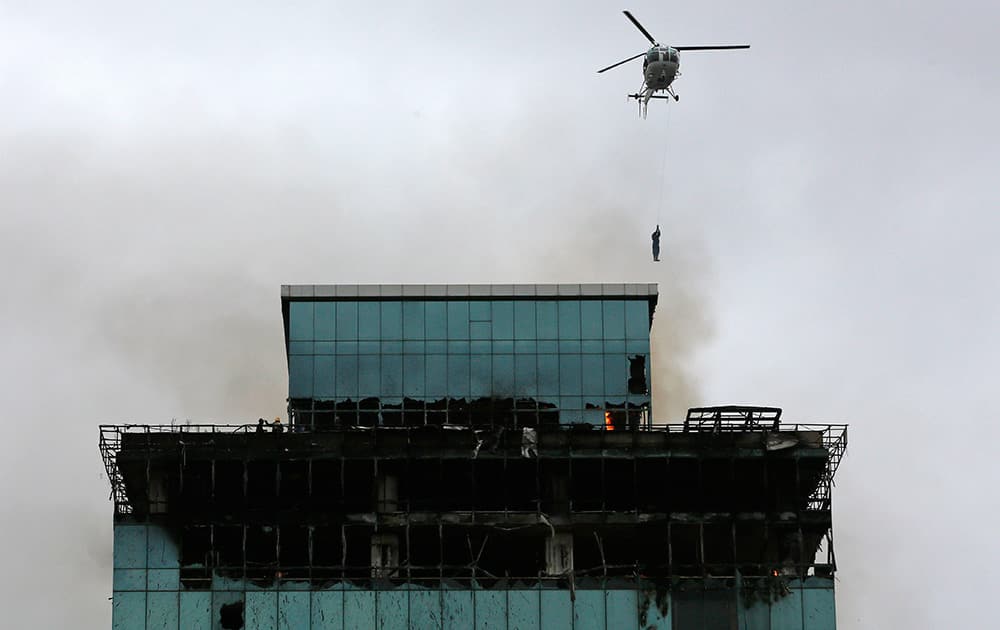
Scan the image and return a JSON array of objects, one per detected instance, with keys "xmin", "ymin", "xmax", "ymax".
[{"xmin": 102, "ymin": 283, "xmax": 846, "ymax": 629}]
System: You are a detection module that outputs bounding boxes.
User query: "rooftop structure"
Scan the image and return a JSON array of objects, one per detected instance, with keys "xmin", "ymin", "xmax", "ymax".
[{"xmin": 101, "ymin": 283, "xmax": 847, "ymax": 629}]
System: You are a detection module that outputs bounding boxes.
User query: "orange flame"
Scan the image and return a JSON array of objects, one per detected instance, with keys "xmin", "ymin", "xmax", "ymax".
[{"xmin": 604, "ymin": 411, "xmax": 614, "ymax": 431}]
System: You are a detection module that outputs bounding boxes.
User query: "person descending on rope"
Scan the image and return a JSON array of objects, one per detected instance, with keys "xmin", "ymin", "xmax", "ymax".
[{"xmin": 651, "ymin": 225, "xmax": 661, "ymax": 262}]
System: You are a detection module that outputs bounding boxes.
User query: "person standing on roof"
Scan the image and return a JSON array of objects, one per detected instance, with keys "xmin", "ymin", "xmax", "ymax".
[{"xmin": 651, "ymin": 225, "xmax": 661, "ymax": 262}]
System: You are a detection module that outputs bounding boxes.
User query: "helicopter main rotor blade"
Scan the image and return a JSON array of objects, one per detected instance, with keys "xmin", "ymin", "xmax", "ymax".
[
  {"xmin": 623, "ymin": 10, "xmax": 657, "ymax": 45},
  {"xmin": 597, "ymin": 52, "xmax": 646, "ymax": 73},
  {"xmin": 674, "ymin": 45, "xmax": 750, "ymax": 51}
]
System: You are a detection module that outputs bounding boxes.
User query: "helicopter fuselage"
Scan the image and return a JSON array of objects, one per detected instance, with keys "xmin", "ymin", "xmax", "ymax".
[{"xmin": 642, "ymin": 46, "xmax": 679, "ymax": 90}]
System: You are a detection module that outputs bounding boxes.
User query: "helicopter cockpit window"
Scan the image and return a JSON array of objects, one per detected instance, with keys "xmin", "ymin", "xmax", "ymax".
[
  {"xmin": 646, "ymin": 50, "xmax": 660, "ymax": 63},
  {"xmin": 668, "ymin": 50, "xmax": 679, "ymax": 62}
]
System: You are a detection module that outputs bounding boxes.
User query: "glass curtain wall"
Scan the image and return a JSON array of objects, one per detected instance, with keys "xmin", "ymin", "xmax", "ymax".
[{"xmin": 286, "ymin": 299, "xmax": 651, "ymax": 428}]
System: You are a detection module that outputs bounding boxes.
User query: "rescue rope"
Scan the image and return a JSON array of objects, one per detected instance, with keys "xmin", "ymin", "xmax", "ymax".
[{"xmin": 655, "ymin": 103, "xmax": 672, "ymax": 225}]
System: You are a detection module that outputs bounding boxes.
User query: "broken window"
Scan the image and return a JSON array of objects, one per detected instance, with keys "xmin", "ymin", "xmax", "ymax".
[
  {"xmin": 627, "ymin": 354, "xmax": 647, "ymax": 395},
  {"xmin": 245, "ymin": 525, "xmax": 277, "ymax": 584}
]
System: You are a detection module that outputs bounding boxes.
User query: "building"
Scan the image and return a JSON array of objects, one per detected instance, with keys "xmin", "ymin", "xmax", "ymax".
[{"xmin": 101, "ymin": 283, "xmax": 847, "ymax": 629}]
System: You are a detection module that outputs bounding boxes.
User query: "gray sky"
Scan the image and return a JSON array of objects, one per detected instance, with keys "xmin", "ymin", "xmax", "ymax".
[{"xmin": 1, "ymin": 1, "xmax": 997, "ymax": 627}]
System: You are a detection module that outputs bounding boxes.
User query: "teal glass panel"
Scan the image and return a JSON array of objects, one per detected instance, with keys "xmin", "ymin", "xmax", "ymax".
[
  {"xmin": 604, "ymin": 339, "xmax": 626, "ymax": 353},
  {"xmin": 583, "ymin": 407, "xmax": 604, "ymax": 426},
  {"xmin": 536, "ymin": 301, "xmax": 558, "ymax": 339},
  {"xmin": 278, "ymin": 592, "xmax": 311, "ymax": 630},
  {"xmin": 146, "ymin": 591, "xmax": 178, "ymax": 630},
  {"xmin": 113, "ymin": 569, "xmax": 145, "ymax": 591},
  {"xmin": 558, "ymin": 300, "xmax": 580, "ymax": 340},
  {"xmin": 491, "ymin": 301, "xmax": 514, "ymax": 339},
  {"xmin": 538, "ymin": 355, "xmax": 559, "ymax": 395},
  {"xmin": 426, "ymin": 355, "xmax": 447, "ymax": 397},
  {"xmin": 604, "ymin": 355, "xmax": 627, "ymax": 397},
  {"xmin": 336, "ymin": 355, "xmax": 358, "ymax": 398},
  {"xmin": 581, "ymin": 355, "xmax": 604, "ymax": 399},
  {"xmin": 493, "ymin": 354, "xmax": 514, "ymax": 393},
  {"xmin": 315, "ymin": 302, "xmax": 335, "ymax": 340},
  {"xmin": 606, "ymin": 590, "xmax": 640, "ymax": 630},
  {"xmin": 336, "ymin": 302, "xmax": 358, "ymax": 341},
  {"xmin": 574, "ymin": 590, "xmax": 605, "ymax": 630},
  {"xmin": 147, "ymin": 526, "xmax": 178, "ymax": 568},
  {"xmin": 560, "ymin": 396, "xmax": 583, "ymax": 423},
  {"xmin": 113, "ymin": 591, "xmax": 145, "ymax": 630},
  {"xmin": 147, "ymin": 568, "xmax": 178, "ymax": 590},
  {"xmin": 582, "ymin": 340, "xmax": 603, "ymax": 354},
  {"xmin": 474, "ymin": 590, "xmax": 506, "ymax": 630},
  {"xmin": 540, "ymin": 590, "xmax": 572, "ymax": 628},
  {"xmin": 493, "ymin": 340, "xmax": 514, "ymax": 354},
  {"xmin": 311, "ymin": 592, "xmax": 344, "ymax": 630},
  {"xmin": 426, "ymin": 340, "xmax": 447, "ymax": 354},
  {"xmin": 802, "ymin": 583, "xmax": 837, "ymax": 630},
  {"xmin": 442, "ymin": 591, "xmax": 473, "ymax": 630},
  {"xmin": 448, "ymin": 341, "xmax": 470, "ymax": 354},
  {"xmin": 289, "ymin": 355, "xmax": 314, "ymax": 398},
  {"xmin": 508, "ymin": 589, "xmax": 540, "ymax": 630},
  {"xmin": 470, "ymin": 321, "xmax": 491, "ymax": 340},
  {"xmin": 315, "ymin": 342, "xmax": 334, "ymax": 355},
  {"xmin": 288, "ymin": 341, "xmax": 311, "ymax": 355},
  {"xmin": 409, "ymin": 590, "xmax": 441, "ymax": 629},
  {"xmin": 770, "ymin": 586, "xmax": 804, "ymax": 627},
  {"xmin": 559, "ymin": 354, "xmax": 581, "ymax": 395},
  {"xmin": 179, "ymin": 592, "xmax": 212, "ymax": 630},
  {"xmin": 515, "ymin": 354, "xmax": 537, "ymax": 396},
  {"xmin": 377, "ymin": 591, "xmax": 408, "ymax": 628},
  {"xmin": 626, "ymin": 339, "xmax": 650, "ymax": 355},
  {"xmin": 625, "ymin": 299, "xmax": 649, "ymax": 339},
  {"xmin": 114, "ymin": 524, "xmax": 146, "ymax": 569},
  {"xmin": 358, "ymin": 355, "xmax": 380, "ymax": 397},
  {"xmin": 448, "ymin": 301, "xmax": 470, "ymax": 339},
  {"xmin": 538, "ymin": 340, "xmax": 558, "ymax": 353},
  {"xmin": 403, "ymin": 355, "xmax": 426, "ymax": 397},
  {"xmin": 357, "ymin": 341, "xmax": 379, "ymax": 354},
  {"xmin": 288, "ymin": 302, "xmax": 314, "ymax": 341},
  {"xmin": 514, "ymin": 301, "xmax": 536, "ymax": 339},
  {"xmin": 336, "ymin": 341, "xmax": 358, "ymax": 355},
  {"xmin": 469, "ymin": 300, "xmax": 490, "ymax": 321},
  {"xmin": 448, "ymin": 354, "xmax": 470, "ymax": 398},
  {"xmin": 381, "ymin": 341, "xmax": 402, "ymax": 354},
  {"xmin": 560, "ymin": 339, "xmax": 581, "ymax": 353},
  {"xmin": 514, "ymin": 340, "xmax": 537, "ymax": 354},
  {"xmin": 403, "ymin": 301, "xmax": 424, "ymax": 339},
  {"xmin": 344, "ymin": 591, "xmax": 376, "ymax": 629},
  {"xmin": 470, "ymin": 340, "xmax": 491, "ymax": 354},
  {"xmin": 602, "ymin": 299, "xmax": 626, "ymax": 339},
  {"xmin": 358, "ymin": 302, "xmax": 380, "ymax": 340},
  {"xmin": 246, "ymin": 591, "xmax": 278, "ymax": 630},
  {"xmin": 403, "ymin": 341, "xmax": 425, "ymax": 354},
  {"xmin": 381, "ymin": 354, "xmax": 402, "ymax": 396},
  {"xmin": 315, "ymin": 355, "xmax": 338, "ymax": 397},
  {"xmin": 581, "ymin": 301, "xmax": 603, "ymax": 339},
  {"xmin": 380, "ymin": 301, "xmax": 402, "ymax": 340},
  {"xmin": 426, "ymin": 301, "xmax": 447, "ymax": 340},
  {"xmin": 470, "ymin": 355, "xmax": 491, "ymax": 396}
]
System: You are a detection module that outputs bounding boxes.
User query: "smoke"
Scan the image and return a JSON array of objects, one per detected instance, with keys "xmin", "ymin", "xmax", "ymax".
[
  {"xmin": 525, "ymin": 205, "xmax": 713, "ymax": 421},
  {"xmin": 0, "ymin": 94, "xmax": 715, "ymax": 628}
]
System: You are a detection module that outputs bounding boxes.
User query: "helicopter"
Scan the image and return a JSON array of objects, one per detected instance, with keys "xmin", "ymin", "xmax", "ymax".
[{"xmin": 598, "ymin": 11, "xmax": 749, "ymax": 117}]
